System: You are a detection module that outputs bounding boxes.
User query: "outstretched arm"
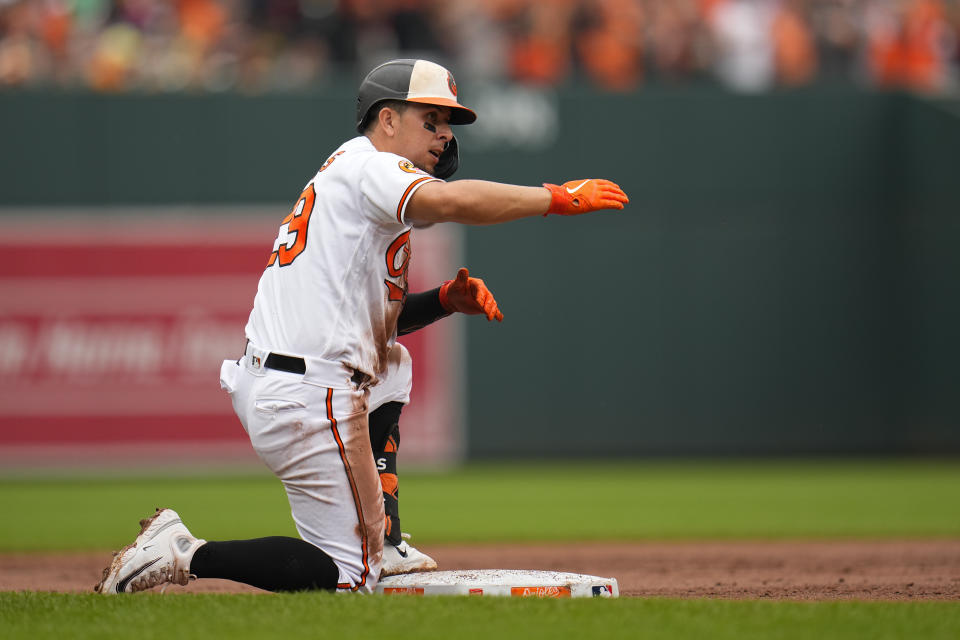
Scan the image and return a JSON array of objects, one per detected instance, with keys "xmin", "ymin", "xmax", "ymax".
[{"xmin": 406, "ymin": 179, "xmax": 629, "ymax": 225}]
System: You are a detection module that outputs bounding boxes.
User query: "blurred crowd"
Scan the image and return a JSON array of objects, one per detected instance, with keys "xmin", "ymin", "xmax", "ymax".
[{"xmin": 0, "ymin": 0, "xmax": 957, "ymax": 93}]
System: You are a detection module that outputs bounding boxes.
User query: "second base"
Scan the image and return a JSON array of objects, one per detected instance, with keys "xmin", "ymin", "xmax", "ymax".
[{"xmin": 376, "ymin": 569, "xmax": 619, "ymax": 598}]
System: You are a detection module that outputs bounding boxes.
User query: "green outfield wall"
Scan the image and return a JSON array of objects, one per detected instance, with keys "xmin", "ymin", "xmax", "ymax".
[{"xmin": 1, "ymin": 86, "xmax": 957, "ymax": 456}]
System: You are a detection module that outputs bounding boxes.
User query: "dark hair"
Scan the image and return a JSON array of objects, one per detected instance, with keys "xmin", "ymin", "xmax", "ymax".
[{"xmin": 362, "ymin": 99, "xmax": 409, "ymax": 133}]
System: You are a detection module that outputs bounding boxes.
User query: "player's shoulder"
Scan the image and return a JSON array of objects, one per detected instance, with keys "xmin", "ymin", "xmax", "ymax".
[
  {"xmin": 321, "ymin": 136, "xmax": 370, "ymax": 167},
  {"xmin": 347, "ymin": 137, "xmax": 432, "ymax": 179},
  {"xmin": 312, "ymin": 136, "xmax": 436, "ymax": 198},
  {"xmin": 305, "ymin": 137, "xmax": 366, "ymax": 186}
]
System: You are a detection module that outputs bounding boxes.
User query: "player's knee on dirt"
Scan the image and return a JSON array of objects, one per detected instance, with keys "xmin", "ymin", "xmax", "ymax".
[
  {"xmin": 191, "ymin": 537, "xmax": 339, "ymax": 592},
  {"xmin": 369, "ymin": 401, "xmax": 403, "ymax": 546}
]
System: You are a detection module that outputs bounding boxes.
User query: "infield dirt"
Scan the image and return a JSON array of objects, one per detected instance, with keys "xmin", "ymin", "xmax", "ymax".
[{"xmin": 2, "ymin": 540, "xmax": 958, "ymax": 600}]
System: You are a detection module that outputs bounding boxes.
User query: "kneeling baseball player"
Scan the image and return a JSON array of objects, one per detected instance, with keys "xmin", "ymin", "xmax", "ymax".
[{"xmin": 95, "ymin": 58, "xmax": 628, "ymax": 594}]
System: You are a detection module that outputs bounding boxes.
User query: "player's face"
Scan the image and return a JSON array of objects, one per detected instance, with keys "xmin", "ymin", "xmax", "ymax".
[{"xmin": 395, "ymin": 104, "xmax": 453, "ymax": 176}]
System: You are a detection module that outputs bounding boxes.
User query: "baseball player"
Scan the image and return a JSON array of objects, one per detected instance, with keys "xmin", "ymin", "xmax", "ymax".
[{"xmin": 94, "ymin": 58, "xmax": 628, "ymax": 594}]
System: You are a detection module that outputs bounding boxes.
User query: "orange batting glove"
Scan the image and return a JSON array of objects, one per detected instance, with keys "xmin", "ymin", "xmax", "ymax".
[
  {"xmin": 439, "ymin": 267, "xmax": 504, "ymax": 322},
  {"xmin": 543, "ymin": 179, "xmax": 629, "ymax": 216}
]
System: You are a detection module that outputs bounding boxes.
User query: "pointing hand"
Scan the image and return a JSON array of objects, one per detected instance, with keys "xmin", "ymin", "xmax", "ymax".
[
  {"xmin": 543, "ymin": 179, "xmax": 629, "ymax": 216},
  {"xmin": 439, "ymin": 268, "xmax": 503, "ymax": 322}
]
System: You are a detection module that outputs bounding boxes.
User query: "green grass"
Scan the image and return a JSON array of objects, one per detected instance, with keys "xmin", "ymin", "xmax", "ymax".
[
  {"xmin": 2, "ymin": 461, "xmax": 957, "ymax": 639},
  {"xmin": 0, "ymin": 459, "xmax": 957, "ymax": 551},
  {"xmin": 1, "ymin": 592, "xmax": 958, "ymax": 640},
  {"xmin": 404, "ymin": 459, "xmax": 960, "ymax": 542}
]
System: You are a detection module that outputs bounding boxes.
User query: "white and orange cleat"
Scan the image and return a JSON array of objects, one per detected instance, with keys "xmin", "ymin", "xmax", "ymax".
[{"xmin": 94, "ymin": 508, "xmax": 206, "ymax": 594}]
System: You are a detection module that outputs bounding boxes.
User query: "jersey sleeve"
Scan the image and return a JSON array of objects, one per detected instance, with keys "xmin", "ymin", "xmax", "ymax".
[{"xmin": 359, "ymin": 153, "xmax": 441, "ymax": 226}]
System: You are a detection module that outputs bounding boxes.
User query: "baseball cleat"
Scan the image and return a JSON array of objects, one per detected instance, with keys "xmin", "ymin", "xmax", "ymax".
[
  {"xmin": 94, "ymin": 508, "xmax": 206, "ymax": 594},
  {"xmin": 381, "ymin": 533, "xmax": 438, "ymax": 577}
]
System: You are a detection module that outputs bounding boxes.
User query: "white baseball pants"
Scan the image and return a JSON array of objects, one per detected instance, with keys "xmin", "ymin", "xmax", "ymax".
[{"xmin": 220, "ymin": 342, "xmax": 412, "ymax": 593}]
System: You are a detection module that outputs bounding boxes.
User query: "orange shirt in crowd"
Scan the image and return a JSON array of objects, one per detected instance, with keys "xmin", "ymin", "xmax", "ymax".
[
  {"xmin": 870, "ymin": 0, "xmax": 947, "ymax": 91},
  {"xmin": 772, "ymin": 1, "xmax": 817, "ymax": 85}
]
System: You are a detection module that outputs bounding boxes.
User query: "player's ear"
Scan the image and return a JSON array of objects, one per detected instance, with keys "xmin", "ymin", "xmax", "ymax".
[{"xmin": 378, "ymin": 106, "xmax": 399, "ymax": 137}]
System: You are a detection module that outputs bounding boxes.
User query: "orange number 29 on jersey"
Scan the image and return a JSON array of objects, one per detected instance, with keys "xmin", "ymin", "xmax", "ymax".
[{"xmin": 268, "ymin": 184, "xmax": 316, "ymax": 267}]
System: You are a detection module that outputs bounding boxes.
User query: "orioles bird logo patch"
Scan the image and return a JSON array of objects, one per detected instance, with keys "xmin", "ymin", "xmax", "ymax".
[
  {"xmin": 398, "ymin": 159, "xmax": 427, "ymax": 175},
  {"xmin": 447, "ymin": 72, "xmax": 457, "ymax": 97}
]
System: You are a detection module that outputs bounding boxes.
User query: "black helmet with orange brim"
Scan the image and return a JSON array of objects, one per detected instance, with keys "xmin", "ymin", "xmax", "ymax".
[{"xmin": 356, "ymin": 59, "xmax": 477, "ymax": 133}]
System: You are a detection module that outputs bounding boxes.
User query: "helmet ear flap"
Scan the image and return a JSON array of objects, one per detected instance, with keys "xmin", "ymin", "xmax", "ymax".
[{"xmin": 433, "ymin": 135, "xmax": 459, "ymax": 180}]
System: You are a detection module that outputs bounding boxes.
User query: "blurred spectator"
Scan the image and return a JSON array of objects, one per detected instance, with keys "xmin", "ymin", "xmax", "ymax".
[
  {"xmin": 865, "ymin": 0, "xmax": 955, "ymax": 92},
  {"xmin": 438, "ymin": 0, "xmax": 511, "ymax": 80},
  {"xmin": 574, "ymin": 0, "xmax": 644, "ymax": 90},
  {"xmin": 502, "ymin": 0, "xmax": 573, "ymax": 86},
  {"xmin": 772, "ymin": 0, "xmax": 818, "ymax": 85},
  {"xmin": 810, "ymin": 0, "xmax": 859, "ymax": 80},
  {"xmin": 0, "ymin": 0, "xmax": 957, "ymax": 93},
  {"xmin": 647, "ymin": 0, "xmax": 711, "ymax": 83},
  {"xmin": 709, "ymin": 0, "xmax": 776, "ymax": 92}
]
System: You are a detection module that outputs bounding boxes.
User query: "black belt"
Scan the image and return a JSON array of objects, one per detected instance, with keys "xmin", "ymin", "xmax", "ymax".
[
  {"xmin": 264, "ymin": 353, "xmax": 306, "ymax": 375},
  {"xmin": 261, "ymin": 350, "xmax": 371, "ymax": 386},
  {"xmin": 247, "ymin": 341, "xmax": 371, "ymax": 386}
]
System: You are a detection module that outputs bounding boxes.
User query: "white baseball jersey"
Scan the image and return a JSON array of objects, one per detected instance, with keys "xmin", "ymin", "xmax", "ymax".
[{"xmin": 245, "ymin": 135, "xmax": 440, "ymax": 381}]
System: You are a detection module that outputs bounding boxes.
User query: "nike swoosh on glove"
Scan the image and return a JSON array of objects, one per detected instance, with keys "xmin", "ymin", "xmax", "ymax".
[{"xmin": 543, "ymin": 179, "xmax": 629, "ymax": 216}]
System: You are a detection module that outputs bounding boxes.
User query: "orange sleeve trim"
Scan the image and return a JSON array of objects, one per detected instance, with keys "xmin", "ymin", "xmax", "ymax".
[
  {"xmin": 327, "ymin": 388, "xmax": 371, "ymax": 591},
  {"xmin": 396, "ymin": 176, "xmax": 435, "ymax": 224}
]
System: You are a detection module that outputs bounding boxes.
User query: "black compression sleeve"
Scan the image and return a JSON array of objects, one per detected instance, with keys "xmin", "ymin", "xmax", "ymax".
[
  {"xmin": 191, "ymin": 537, "xmax": 339, "ymax": 592},
  {"xmin": 397, "ymin": 287, "xmax": 451, "ymax": 335}
]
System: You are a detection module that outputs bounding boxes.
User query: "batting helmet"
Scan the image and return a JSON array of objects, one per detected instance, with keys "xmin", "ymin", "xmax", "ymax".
[{"xmin": 356, "ymin": 59, "xmax": 477, "ymax": 133}]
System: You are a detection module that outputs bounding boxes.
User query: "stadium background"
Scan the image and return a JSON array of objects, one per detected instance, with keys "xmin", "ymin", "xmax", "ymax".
[{"xmin": 1, "ymin": 0, "xmax": 959, "ymax": 465}]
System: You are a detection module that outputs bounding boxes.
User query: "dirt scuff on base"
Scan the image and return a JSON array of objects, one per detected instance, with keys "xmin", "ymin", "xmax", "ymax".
[{"xmin": 2, "ymin": 540, "xmax": 958, "ymax": 600}]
